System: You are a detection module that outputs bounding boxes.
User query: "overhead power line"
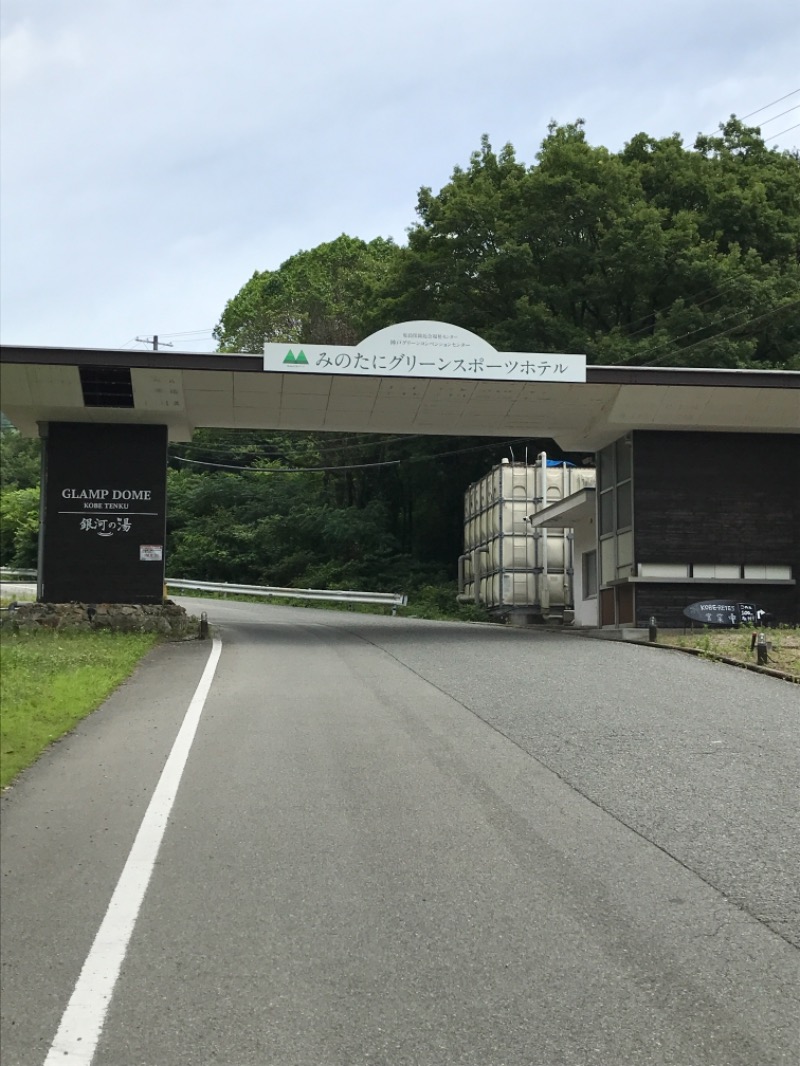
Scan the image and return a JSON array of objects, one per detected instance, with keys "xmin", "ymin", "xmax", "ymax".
[
  {"xmin": 767, "ymin": 123, "xmax": 800, "ymax": 142},
  {"xmin": 170, "ymin": 432, "xmax": 424, "ymax": 459},
  {"xmin": 756, "ymin": 105, "xmax": 799, "ymax": 127},
  {"xmin": 697, "ymin": 90, "xmax": 799, "ymax": 140},
  {"xmin": 135, "ymin": 334, "xmax": 174, "ymax": 351},
  {"xmin": 169, "ymin": 437, "xmax": 537, "ymax": 475},
  {"xmin": 739, "ymin": 89, "xmax": 800, "ymax": 121},
  {"xmin": 172, "ymin": 456, "xmax": 402, "ymax": 473},
  {"xmin": 619, "ymin": 272, "xmax": 758, "ymax": 344},
  {"xmin": 638, "ymin": 297, "xmax": 800, "ymax": 366},
  {"xmin": 158, "ymin": 328, "xmax": 217, "ymax": 339},
  {"xmin": 618, "ymin": 303, "xmax": 755, "ymax": 364}
]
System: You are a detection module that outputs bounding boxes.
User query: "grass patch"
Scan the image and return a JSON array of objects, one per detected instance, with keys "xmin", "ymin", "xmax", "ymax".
[
  {"xmin": 664, "ymin": 626, "xmax": 800, "ymax": 677},
  {"xmin": 0, "ymin": 629, "xmax": 158, "ymax": 788},
  {"xmin": 1, "ymin": 592, "xmax": 34, "ymax": 606}
]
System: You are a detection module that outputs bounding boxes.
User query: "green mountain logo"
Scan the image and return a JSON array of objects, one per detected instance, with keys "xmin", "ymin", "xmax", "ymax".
[{"xmin": 283, "ymin": 350, "xmax": 309, "ymax": 365}]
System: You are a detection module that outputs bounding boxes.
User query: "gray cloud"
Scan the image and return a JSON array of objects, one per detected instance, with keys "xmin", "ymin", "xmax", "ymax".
[{"xmin": 1, "ymin": 0, "xmax": 798, "ymax": 349}]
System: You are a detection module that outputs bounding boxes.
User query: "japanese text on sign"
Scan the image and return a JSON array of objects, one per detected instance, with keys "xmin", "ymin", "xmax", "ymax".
[
  {"xmin": 264, "ymin": 320, "xmax": 586, "ymax": 383},
  {"xmin": 79, "ymin": 517, "xmax": 133, "ymax": 537}
]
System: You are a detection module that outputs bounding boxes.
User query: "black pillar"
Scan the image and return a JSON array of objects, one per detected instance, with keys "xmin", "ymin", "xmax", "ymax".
[{"xmin": 40, "ymin": 422, "xmax": 168, "ymax": 604}]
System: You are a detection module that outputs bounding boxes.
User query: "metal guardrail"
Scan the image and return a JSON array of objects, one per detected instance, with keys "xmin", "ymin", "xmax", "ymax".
[
  {"xmin": 0, "ymin": 570, "xmax": 407, "ymax": 612},
  {"xmin": 167, "ymin": 578, "xmax": 408, "ymax": 610}
]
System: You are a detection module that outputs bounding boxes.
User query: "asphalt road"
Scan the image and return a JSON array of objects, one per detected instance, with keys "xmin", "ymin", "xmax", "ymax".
[{"xmin": 1, "ymin": 599, "xmax": 798, "ymax": 1065}]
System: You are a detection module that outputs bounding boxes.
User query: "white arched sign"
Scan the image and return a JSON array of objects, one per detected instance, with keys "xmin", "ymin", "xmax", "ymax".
[{"xmin": 264, "ymin": 320, "xmax": 586, "ymax": 383}]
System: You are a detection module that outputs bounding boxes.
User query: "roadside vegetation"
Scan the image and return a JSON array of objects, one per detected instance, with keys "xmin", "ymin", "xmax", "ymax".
[
  {"xmin": 661, "ymin": 626, "xmax": 800, "ymax": 678},
  {"xmin": 0, "ymin": 629, "xmax": 157, "ymax": 788}
]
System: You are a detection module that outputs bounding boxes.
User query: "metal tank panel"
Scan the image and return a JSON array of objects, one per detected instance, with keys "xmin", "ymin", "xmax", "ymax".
[{"xmin": 460, "ymin": 455, "xmax": 596, "ymax": 619}]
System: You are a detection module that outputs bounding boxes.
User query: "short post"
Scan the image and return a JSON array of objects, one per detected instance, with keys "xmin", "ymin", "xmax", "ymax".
[
  {"xmin": 199, "ymin": 611, "xmax": 209, "ymax": 640},
  {"xmin": 648, "ymin": 615, "xmax": 657, "ymax": 643},
  {"xmin": 754, "ymin": 631, "xmax": 768, "ymax": 666}
]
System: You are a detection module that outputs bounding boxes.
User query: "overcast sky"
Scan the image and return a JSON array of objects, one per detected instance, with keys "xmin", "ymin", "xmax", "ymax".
[{"xmin": 1, "ymin": 0, "xmax": 798, "ymax": 353}]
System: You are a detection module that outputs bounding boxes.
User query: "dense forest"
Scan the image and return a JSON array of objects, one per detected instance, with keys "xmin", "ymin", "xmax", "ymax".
[{"xmin": 3, "ymin": 119, "xmax": 799, "ymax": 593}]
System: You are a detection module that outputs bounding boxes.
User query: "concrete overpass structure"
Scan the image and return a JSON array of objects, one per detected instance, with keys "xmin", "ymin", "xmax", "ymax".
[{"xmin": 1, "ymin": 321, "xmax": 798, "ymax": 625}]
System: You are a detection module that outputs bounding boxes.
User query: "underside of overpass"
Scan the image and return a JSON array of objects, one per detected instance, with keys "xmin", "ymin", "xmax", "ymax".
[{"xmin": 1, "ymin": 343, "xmax": 798, "ymax": 452}]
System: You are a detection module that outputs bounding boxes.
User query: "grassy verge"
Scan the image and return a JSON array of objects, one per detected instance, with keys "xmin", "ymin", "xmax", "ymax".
[
  {"xmin": 0, "ymin": 629, "xmax": 158, "ymax": 788},
  {"xmin": 662, "ymin": 627, "xmax": 800, "ymax": 678}
]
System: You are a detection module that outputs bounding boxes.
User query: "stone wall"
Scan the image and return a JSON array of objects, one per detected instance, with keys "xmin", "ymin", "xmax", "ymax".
[{"xmin": 2, "ymin": 600, "xmax": 198, "ymax": 636}]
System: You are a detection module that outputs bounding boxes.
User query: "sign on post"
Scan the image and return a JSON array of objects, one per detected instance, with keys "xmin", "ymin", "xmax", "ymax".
[{"xmin": 683, "ymin": 600, "xmax": 773, "ymax": 627}]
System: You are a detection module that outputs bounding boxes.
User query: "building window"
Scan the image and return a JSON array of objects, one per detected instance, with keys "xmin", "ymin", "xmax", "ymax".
[
  {"xmin": 598, "ymin": 437, "xmax": 634, "ymax": 585},
  {"xmin": 600, "ymin": 490, "xmax": 614, "ymax": 534},
  {"xmin": 583, "ymin": 550, "xmax": 598, "ymax": 598},
  {"xmin": 617, "ymin": 481, "xmax": 632, "ymax": 529}
]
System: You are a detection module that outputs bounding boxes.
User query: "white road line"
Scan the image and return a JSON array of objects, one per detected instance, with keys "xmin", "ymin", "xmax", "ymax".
[{"xmin": 43, "ymin": 637, "xmax": 224, "ymax": 1066}]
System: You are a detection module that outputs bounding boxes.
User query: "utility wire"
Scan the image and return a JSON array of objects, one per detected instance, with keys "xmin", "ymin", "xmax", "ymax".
[
  {"xmin": 170, "ymin": 433, "xmax": 424, "ymax": 458},
  {"xmin": 638, "ymin": 297, "xmax": 800, "ymax": 366},
  {"xmin": 157, "ymin": 328, "xmax": 217, "ymax": 339},
  {"xmin": 172, "ymin": 456, "xmax": 401, "ymax": 473},
  {"xmin": 755, "ymin": 105, "xmax": 799, "ymax": 127},
  {"xmin": 627, "ymin": 300, "xmax": 759, "ymax": 353},
  {"xmin": 619, "ymin": 273, "xmax": 756, "ymax": 343},
  {"xmin": 169, "ymin": 437, "xmax": 535, "ymax": 474},
  {"xmin": 739, "ymin": 89, "xmax": 800, "ymax": 121},
  {"xmin": 616, "ymin": 303, "xmax": 755, "ymax": 363},
  {"xmin": 696, "ymin": 90, "xmax": 800, "ymax": 140},
  {"xmin": 767, "ymin": 123, "xmax": 800, "ymax": 142},
  {"xmin": 404, "ymin": 437, "xmax": 533, "ymax": 464}
]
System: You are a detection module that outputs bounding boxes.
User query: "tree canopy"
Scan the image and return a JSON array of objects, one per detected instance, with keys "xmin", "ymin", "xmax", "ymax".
[
  {"xmin": 217, "ymin": 118, "xmax": 799, "ymax": 370},
  {"xmin": 214, "ymin": 234, "xmax": 399, "ymax": 352},
  {"xmin": 377, "ymin": 119, "xmax": 800, "ymax": 369}
]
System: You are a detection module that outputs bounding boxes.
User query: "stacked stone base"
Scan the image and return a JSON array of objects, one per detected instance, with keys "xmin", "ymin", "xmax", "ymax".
[{"xmin": 3, "ymin": 600, "xmax": 198, "ymax": 637}]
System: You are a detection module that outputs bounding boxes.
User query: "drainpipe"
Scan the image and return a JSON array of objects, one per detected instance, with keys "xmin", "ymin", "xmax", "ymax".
[
  {"xmin": 456, "ymin": 553, "xmax": 473, "ymax": 603},
  {"xmin": 472, "ymin": 547, "xmax": 489, "ymax": 606}
]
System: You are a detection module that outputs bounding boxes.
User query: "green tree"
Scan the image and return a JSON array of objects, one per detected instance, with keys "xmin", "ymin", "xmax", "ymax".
[
  {"xmin": 214, "ymin": 234, "xmax": 400, "ymax": 352},
  {"xmin": 378, "ymin": 121, "xmax": 800, "ymax": 369},
  {"xmin": 0, "ymin": 487, "xmax": 39, "ymax": 568},
  {"xmin": 0, "ymin": 429, "xmax": 41, "ymax": 568},
  {"xmin": 0, "ymin": 430, "xmax": 41, "ymax": 490}
]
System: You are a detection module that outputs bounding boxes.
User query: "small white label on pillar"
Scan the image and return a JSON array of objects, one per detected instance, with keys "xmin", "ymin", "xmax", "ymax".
[{"xmin": 140, "ymin": 544, "xmax": 163, "ymax": 561}]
